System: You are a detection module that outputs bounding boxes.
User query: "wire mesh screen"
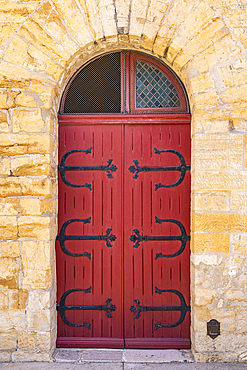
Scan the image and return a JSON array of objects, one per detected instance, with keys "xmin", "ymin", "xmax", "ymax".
[{"xmin": 62, "ymin": 52, "xmax": 121, "ymax": 114}]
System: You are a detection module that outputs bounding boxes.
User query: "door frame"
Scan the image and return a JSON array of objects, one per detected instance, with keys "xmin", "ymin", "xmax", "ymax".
[
  {"xmin": 57, "ymin": 113, "xmax": 191, "ymax": 348},
  {"xmin": 58, "ymin": 114, "xmax": 191, "ymax": 126},
  {"xmin": 57, "ymin": 50, "xmax": 191, "ymax": 349}
]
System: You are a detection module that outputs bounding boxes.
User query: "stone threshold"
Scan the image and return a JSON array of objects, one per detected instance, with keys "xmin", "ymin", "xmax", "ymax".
[{"xmin": 54, "ymin": 349, "xmax": 194, "ymax": 363}]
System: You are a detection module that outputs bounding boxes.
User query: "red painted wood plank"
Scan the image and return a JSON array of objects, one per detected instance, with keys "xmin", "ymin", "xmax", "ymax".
[
  {"xmin": 125, "ymin": 338, "xmax": 190, "ymax": 349},
  {"xmin": 57, "ymin": 124, "xmax": 123, "ymax": 343},
  {"xmin": 58, "ymin": 114, "xmax": 191, "ymax": 125},
  {"xmin": 124, "ymin": 124, "xmax": 191, "ymax": 346},
  {"xmin": 57, "ymin": 337, "xmax": 124, "ymax": 348}
]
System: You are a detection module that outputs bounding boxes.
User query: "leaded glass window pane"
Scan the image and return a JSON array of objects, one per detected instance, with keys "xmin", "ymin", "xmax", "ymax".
[{"xmin": 136, "ymin": 60, "xmax": 180, "ymax": 109}]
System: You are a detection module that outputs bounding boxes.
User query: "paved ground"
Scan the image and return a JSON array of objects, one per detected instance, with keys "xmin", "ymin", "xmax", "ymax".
[{"xmin": 0, "ymin": 349, "xmax": 247, "ymax": 369}]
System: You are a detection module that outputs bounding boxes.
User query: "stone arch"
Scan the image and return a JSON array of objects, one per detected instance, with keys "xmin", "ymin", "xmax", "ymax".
[{"xmin": 0, "ymin": 0, "xmax": 247, "ymax": 363}]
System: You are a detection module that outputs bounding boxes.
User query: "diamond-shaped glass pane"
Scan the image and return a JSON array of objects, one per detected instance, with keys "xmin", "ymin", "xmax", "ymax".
[{"xmin": 136, "ymin": 60, "xmax": 180, "ymax": 109}]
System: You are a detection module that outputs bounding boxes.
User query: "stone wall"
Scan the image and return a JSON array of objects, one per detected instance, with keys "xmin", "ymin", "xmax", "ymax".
[{"xmin": 0, "ymin": 0, "xmax": 247, "ymax": 363}]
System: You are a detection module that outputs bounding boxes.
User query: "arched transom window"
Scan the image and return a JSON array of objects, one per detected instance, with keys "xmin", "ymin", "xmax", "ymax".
[{"xmin": 60, "ymin": 51, "xmax": 189, "ymax": 114}]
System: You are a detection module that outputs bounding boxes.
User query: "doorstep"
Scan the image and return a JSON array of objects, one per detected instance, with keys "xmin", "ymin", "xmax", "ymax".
[{"xmin": 54, "ymin": 348, "xmax": 194, "ymax": 363}]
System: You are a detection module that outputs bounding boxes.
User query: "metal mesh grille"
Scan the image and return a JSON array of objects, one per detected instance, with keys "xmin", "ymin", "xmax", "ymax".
[
  {"xmin": 62, "ymin": 52, "xmax": 121, "ymax": 114},
  {"xmin": 136, "ymin": 60, "xmax": 180, "ymax": 108}
]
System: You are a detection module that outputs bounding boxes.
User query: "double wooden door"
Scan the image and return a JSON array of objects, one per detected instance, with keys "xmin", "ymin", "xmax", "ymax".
[{"xmin": 56, "ymin": 122, "xmax": 191, "ymax": 348}]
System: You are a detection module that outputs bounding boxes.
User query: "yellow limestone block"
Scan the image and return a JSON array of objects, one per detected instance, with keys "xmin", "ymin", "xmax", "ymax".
[
  {"xmin": 174, "ymin": 18, "xmax": 228, "ymax": 69},
  {"xmin": 83, "ymin": 0, "xmax": 105, "ymax": 39},
  {"xmin": 194, "ymin": 288, "xmax": 216, "ymax": 307},
  {"xmin": 0, "ymin": 91, "xmax": 8, "ymax": 109},
  {"xmin": 194, "ymin": 191, "xmax": 230, "ymax": 212},
  {"xmin": 0, "ymin": 334, "xmax": 17, "ymax": 350},
  {"xmin": 52, "ymin": 0, "xmax": 93, "ymax": 45},
  {"xmin": 21, "ymin": 241, "xmax": 52, "ymax": 289},
  {"xmin": 191, "ymin": 91, "xmax": 218, "ymax": 109},
  {"xmin": 19, "ymin": 178, "xmax": 56, "ymax": 197},
  {"xmin": 0, "ymin": 22, "xmax": 21, "ymax": 58},
  {"xmin": 193, "ymin": 134, "xmax": 243, "ymax": 170},
  {"xmin": 0, "ymin": 216, "xmax": 18, "ymax": 240},
  {"xmin": 0, "ymin": 3, "xmax": 38, "ymax": 22},
  {"xmin": 231, "ymin": 192, "xmax": 247, "ymax": 211},
  {"xmin": 20, "ymin": 198, "xmax": 53, "ymax": 216},
  {"xmin": 128, "ymin": 0, "xmax": 149, "ymax": 36},
  {"xmin": 27, "ymin": 309, "xmax": 51, "ymax": 332},
  {"xmin": 220, "ymin": 85, "xmax": 247, "ymax": 104},
  {"xmin": 1, "ymin": 241, "xmax": 20, "ymax": 258},
  {"xmin": 229, "ymin": 109, "xmax": 247, "ymax": 131},
  {"xmin": 206, "ymin": 0, "xmax": 239, "ymax": 10},
  {"xmin": 0, "ymin": 289, "xmax": 8, "ymax": 310},
  {"xmin": 192, "ymin": 212, "xmax": 247, "ymax": 233},
  {"xmin": 226, "ymin": 289, "xmax": 247, "ymax": 302},
  {"xmin": 14, "ymin": 92, "xmax": 39, "ymax": 108},
  {"xmin": 0, "ymin": 178, "xmax": 21, "ymax": 197},
  {"xmin": 18, "ymin": 19, "xmax": 69, "ymax": 63},
  {"xmin": 189, "ymin": 73, "xmax": 215, "ymax": 95},
  {"xmin": 153, "ymin": 0, "xmax": 195, "ymax": 54},
  {"xmin": 11, "ymin": 155, "xmax": 55, "ymax": 177},
  {"xmin": 231, "ymin": 234, "xmax": 247, "ymax": 254},
  {"xmin": 37, "ymin": 329, "xmax": 56, "ymax": 351},
  {"xmin": 18, "ymin": 216, "xmax": 53, "ymax": 239},
  {"xmin": 0, "ymin": 198, "xmax": 19, "ymax": 216},
  {"xmin": 219, "ymin": 67, "xmax": 247, "ymax": 87},
  {"xmin": 0, "ymin": 157, "xmax": 10, "ymax": 177},
  {"xmin": 191, "ymin": 34, "xmax": 242, "ymax": 74},
  {"xmin": 32, "ymin": 4, "xmax": 79, "ymax": 55},
  {"xmin": 141, "ymin": 0, "xmax": 170, "ymax": 41},
  {"xmin": 0, "ymin": 61, "xmax": 30, "ymax": 89},
  {"xmin": 234, "ymin": 27, "xmax": 247, "ymax": 49},
  {"xmin": 193, "ymin": 171, "xmax": 247, "ymax": 191},
  {"xmin": 22, "ymin": 269, "xmax": 52, "ymax": 290},
  {"xmin": 0, "ymin": 258, "xmax": 19, "ymax": 289},
  {"xmin": 31, "ymin": 80, "xmax": 55, "ymax": 95},
  {"xmin": 0, "ymin": 177, "xmax": 55, "ymax": 197},
  {"xmin": 192, "ymin": 231, "xmax": 229, "ymax": 252},
  {"xmin": 244, "ymin": 135, "xmax": 247, "ymax": 169},
  {"xmin": 192, "ymin": 108, "xmax": 229, "ymax": 134},
  {"xmin": 12, "ymin": 352, "xmax": 51, "ymax": 362},
  {"xmin": 13, "ymin": 109, "xmax": 45, "ymax": 133},
  {"xmin": 0, "ymin": 310, "xmax": 26, "ymax": 333},
  {"xmin": 193, "ymin": 308, "xmax": 236, "ymax": 332},
  {"xmin": 8, "ymin": 289, "xmax": 28, "ymax": 309},
  {"xmin": 0, "ymin": 134, "xmax": 54, "ymax": 156},
  {"xmin": 167, "ymin": 1, "xmax": 214, "ymax": 63},
  {"xmin": 0, "ymin": 111, "xmax": 8, "ymax": 133},
  {"xmin": 18, "ymin": 333, "xmax": 35, "ymax": 350},
  {"xmin": 4, "ymin": 36, "xmax": 63, "ymax": 81}
]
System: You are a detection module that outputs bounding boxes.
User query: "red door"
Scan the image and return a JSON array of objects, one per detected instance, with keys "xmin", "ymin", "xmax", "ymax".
[
  {"xmin": 124, "ymin": 124, "xmax": 191, "ymax": 348},
  {"xmin": 56, "ymin": 124, "xmax": 124, "ymax": 347},
  {"xmin": 56, "ymin": 119, "xmax": 191, "ymax": 348}
]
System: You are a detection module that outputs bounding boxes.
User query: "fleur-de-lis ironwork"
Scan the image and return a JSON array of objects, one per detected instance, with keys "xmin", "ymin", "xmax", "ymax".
[
  {"xmin": 58, "ymin": 147, "xmax": 117, "ymax": 189},
  {"xmin": 130, "ymin": 287, "xmax": 190, "ymax": 329},
  {"xmin": 129, "ymin": 217, "xmax": 190, "ymax": 258},
  {"xmin": 128, "ymin": 147, "xmax": 190, "ymax": 189},
  {"xmin": 57, "ymin": 287, "xmax": 117, "ymax": 328},
  {"xmin": 56, "ymin": 218, "xmax": 116, "ymax": 258}
]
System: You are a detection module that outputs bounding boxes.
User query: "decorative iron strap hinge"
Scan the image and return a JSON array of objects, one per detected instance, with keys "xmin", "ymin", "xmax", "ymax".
[
  {"xmin": 129, "ymin": 217, "xmax": 190, "ymax": 258},
  {"xmin": 57, "ymin": 287, "xmax": 116, "ymax": 328},
  {"xmin": 128, "ymin": 147, "xmax": 190, "ymax": 189},
  {"xmin": 56, "ymin": 217, "xmax": 116, "ymax": 258},
  {"xmin": 58, "ymin": 147, "xmax": 118, "ymax": 189},
  {"xmin": 130, "ymin": 287, "xmax": 190, "ymax": 329}
]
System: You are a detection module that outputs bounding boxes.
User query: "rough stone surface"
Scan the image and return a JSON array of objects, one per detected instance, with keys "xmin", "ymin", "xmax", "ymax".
[
  {"xmin": 123, "ymin": 349, "xmax": 194, "ymax": 363},
  {"xmin": 55, "ymin": 350, "xmax": 82, "ymax": 363}
]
